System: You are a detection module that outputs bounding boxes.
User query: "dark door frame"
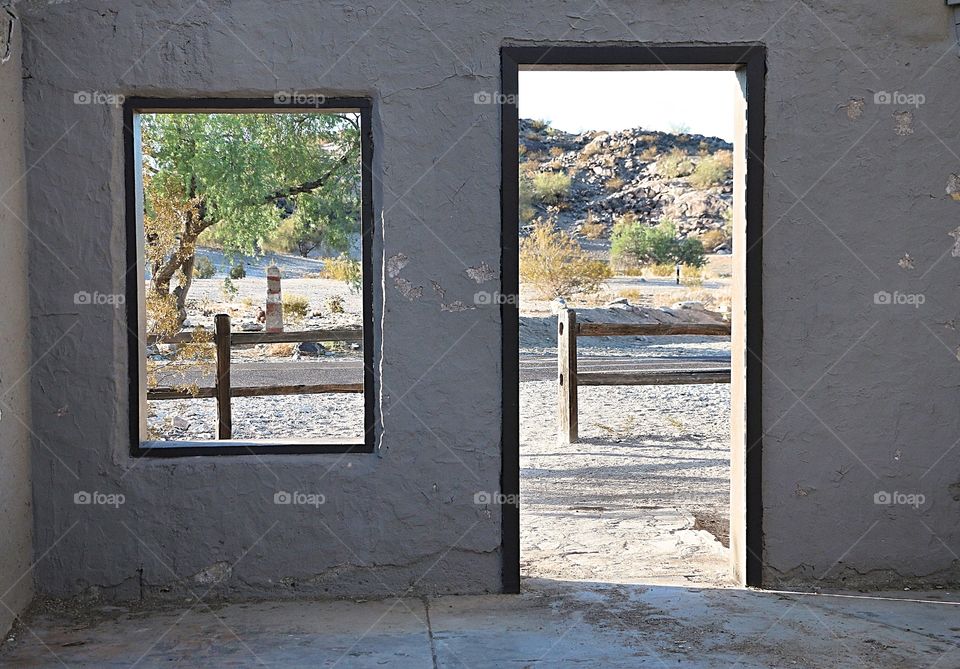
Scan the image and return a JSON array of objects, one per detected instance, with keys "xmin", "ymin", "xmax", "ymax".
[{"xmin": 499, "ymin": 44, "xmax": 766, "ymax": 593}]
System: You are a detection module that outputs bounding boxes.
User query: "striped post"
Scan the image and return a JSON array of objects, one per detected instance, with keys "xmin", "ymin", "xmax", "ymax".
[{"xmin": 265, "ymin": 264, "xmax": 283, "ymax": 333}]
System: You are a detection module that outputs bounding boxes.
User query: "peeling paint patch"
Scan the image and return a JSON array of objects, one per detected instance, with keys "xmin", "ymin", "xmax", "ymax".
[
  {"xmin": 441, "ymin": 301, "xmax": 474, "ymax": 312},
  {"xmin": 839, "ymin": 97, "xmax": 864, "ymax": 120},
  {"xmin": 431, "ymin": 280, "xmax": 445, "ymax": 299},
  {"xmin": 898, "ymin": 253, "xmax": 914, "ymax": 270},
  {"xmin": 193, "ymin": 561, "xmax": 231, "ymax": 585},
  {"xmin": 947, "ymin": 174, "xmax": 960, "ymax": 201},
  {"xmin": 893, "ymin": 110, "xmax": 914, "ymax": 136},
  {"xmin": 386, "ymin": 253, "xmax": 409, "ymax": 279},
  {"xmin": 466, "ymin": 261, "xmax": 496, "ymax": 284},
  {"xmin": 394, "ymin": 278, "xmax": 423, "ymax": 300},
  {"xmin": 0, "ymin": 8, "xmax": 14, "ymax": 65},
  {"xmin": 950, "ymin": 228, "xmax": 960, "ymax": 258},
  {"xmin": 794, "ymin": 483, "xmax": 810, "ymax": 497}
]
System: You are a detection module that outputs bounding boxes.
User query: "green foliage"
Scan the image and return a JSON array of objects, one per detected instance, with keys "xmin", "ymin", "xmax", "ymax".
[
  {"xmin": 610, "ymin": 217, "xmax": 706, "ymax": 269},
  {"xmin": 220, "ymin": 277, "xmax": 238, "ymax": 301},
  {"xmin": 657, "ymin": 147, "xmax": 694, "ymax": 178},
  {"xmin": 193, "ymin": 255, "xmax": 216, "ymax": 279},
  {"xmin": 520, "ymin": 219, "xmax": 612, "ymax": 298},
  {"xmin": 689, "ymin": 150, "xmax": 733, "ymax": 189},
  {"xmin": 531, "ymin": 171, "xmax": 572, "ymax": 205},
  {"xmin": 229, "ymin": 263, "xmax": 247, "ymax": 279}
]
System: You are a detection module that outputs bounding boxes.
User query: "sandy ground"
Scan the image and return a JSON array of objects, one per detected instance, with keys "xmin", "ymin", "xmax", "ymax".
[{"xmin": 520, "ymin": 352, "xmax": 733, "ymax": 587}]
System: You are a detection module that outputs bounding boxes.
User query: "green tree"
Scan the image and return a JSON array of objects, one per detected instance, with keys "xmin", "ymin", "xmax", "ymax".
[
  {"xmin": 141, "ymin": 112, "xmax": 360, "ymax": 324},
  {"xmin": 610, "ymin": 216, "xmax": 705, "ymax": 268}
]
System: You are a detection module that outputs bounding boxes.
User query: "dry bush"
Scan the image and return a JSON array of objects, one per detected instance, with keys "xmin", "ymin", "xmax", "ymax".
[
  {"xmin": 605, "ymin": 176, "xmax": 625, "ymax": 192},
  {"xmin": 580, "ymin": 211, "xmax": 605, "ymax": 239},
  {"xmin": 689, "ymin": 150, "xmax": 733, "ymax": 189},
  {"xmin": 282, "ymin": 293, "xmax": 310, "ymax": 323},
  {"xmin": 657, "ymin": 147, "xmax": 694, "ymax": 178},
  {"xmin": 616, "ymin": 288, "xmax": 652, "ymax": 304},
  {"xmin": 321, "ymin": 254, "xmax": 361, "ymax": 291},
  {"xmin": 327, "ymin": 295, "xmax": 345, "ymax": 313},
  {"xmin": 266, "ymin": 343, "xmax": 296, "ymax": 357},
  {"xmin": 520, "ymin": 219, "xmax": 611, "ymax": 299},
  {"xmin": 681, "ymin": 265, "xmax": 704, "ymax": 286},
  {"xmin": 531, "ymin": 171, "xmax": 572, "ymax": 205},
  {"xmin": 549, "ymin": 146, "xmax": 565, "ymax": 158},
  {"xmin": 697, "ymin": 228, "xmax": 730, "ymax": 251},
  {"xmin": 639, "ymin": 146, "xmax": 659, "ymax": 160},
  {"xmin": 645, "ymin": 263, "xmax": 677, "ymax": 278}
]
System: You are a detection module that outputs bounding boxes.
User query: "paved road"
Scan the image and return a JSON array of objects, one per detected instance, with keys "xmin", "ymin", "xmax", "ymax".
[{"xmin": 152, "ymin": 355, "xmax": 731, "ymax": 389}]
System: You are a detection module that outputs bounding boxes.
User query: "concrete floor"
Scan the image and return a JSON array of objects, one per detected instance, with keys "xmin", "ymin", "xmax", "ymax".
[{"xmin": 3, "ymin": 580, "xmax": 959, "ymax": 667}]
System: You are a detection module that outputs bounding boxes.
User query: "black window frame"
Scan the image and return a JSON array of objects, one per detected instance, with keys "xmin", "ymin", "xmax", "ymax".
[{"xmin": 124, "ymin": 97, "xmax": 376, "ymax": 457}]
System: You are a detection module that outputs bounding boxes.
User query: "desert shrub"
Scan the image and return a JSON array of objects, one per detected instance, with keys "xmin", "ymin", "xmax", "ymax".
[
  {"xmin": 530, "ymin": 119, "xmax": 550, "ymax": 132},
  {"xmin": 221, "ymin": 277, "xmax": 238, "ymax": 301},
  {"xmin": 520, "ymin": 219, "xmax": 611, "ymax": 298},
  {"xmin": 531, "ymin": 171, "xmax": 571, "ymax": 204},
  {"xmin": 282, "ymin": 293, "xmax": 310, "ymax": 322},
  {"xmin": 610, "ymin": 217, "xmax": 706, "ymax": 269},
  {"xmin": 266, "ymin": 343, "xmax": 296, "ymax": 357},
  {"xmin": 639, "ymin": 146, "xmax": 659, "ymax": 160},
  {"xmin": 549, "ymin": 146, "xmax": 564, "ymax": 158},
  {"xmin": 697, "ymin": 228, "xmax": 731, "ymax": 251},
  {"xmin": 656, "ymin": 147, "xmax": 694, "ymax": 178},
  {"xmin": 580, "ymin": 211, "xmax": 605, "ymax": 240},
  {"xmin": 193, "ymin": 256, "xmax": 216, "ymax": 279},
  {"xmin": 518, "ymin": 143, "xmax": 527, "ymax": 157},
  {"xmin": 229, "ymin": 263, "xmax": 246, "ymax": 279},
  {"xmin": 327, "ymin": 295, "xmax": 345, "ymax": 313},
  {"xmin": 681, "ymin": 265, "xmax": 704, "ymax": 286},
  {"xmin": 645, "ymin": 263, "xmax": 677, "ymax": 277},
  {"xmin": 690, "ymin": 151, "xmax": 733, "ymax": 188},
  {"xmin": 321, "ymin": 254, "xmax": 361, "ymax": 292},
  {"xmin": 605, "ymin": 176, "xmax": 625, "ymax": 192}
]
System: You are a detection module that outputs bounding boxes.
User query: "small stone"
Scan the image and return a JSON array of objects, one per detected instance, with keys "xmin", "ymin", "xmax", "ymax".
[
  {"xmin": 294, "ymin": 342, "xmax": 326, "ymax": 358},
  {"xmin": 240, "ymin": 322, "xmax": 264, "ymax": 331},
  {"xmin": 172, "ymin": 416, "xmax": 191, "ymax": 429}
]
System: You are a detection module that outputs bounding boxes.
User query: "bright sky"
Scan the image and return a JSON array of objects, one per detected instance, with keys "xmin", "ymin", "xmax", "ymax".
[{"xmin": 518, "ymin": 70, "xmax": 740, "ymax": 142}]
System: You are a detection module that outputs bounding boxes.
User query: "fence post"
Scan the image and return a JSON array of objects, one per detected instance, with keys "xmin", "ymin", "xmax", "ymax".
[
  {"xmin": 215, "ymin": 313, "xmax": 232, "ymax": 439},
  {"xmin": 265, "ymin": 264, "xmax": 283, "ymax": 333},
  {"xmin": 557, "ymin": 308, "xmax": 578, "ymax": 444}
]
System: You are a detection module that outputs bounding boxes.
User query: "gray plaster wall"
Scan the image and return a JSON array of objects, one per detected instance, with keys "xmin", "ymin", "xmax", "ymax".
[
  {"xmin": 15, "ymin": 0, "xmax": 960, "ymax": 598},
  {"xmin": 0, "ymin": 2, "xmax": 34, "ymax": 632}
]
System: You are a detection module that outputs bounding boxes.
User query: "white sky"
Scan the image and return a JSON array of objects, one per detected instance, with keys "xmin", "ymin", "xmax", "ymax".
[{"xmin": 518, "ymin": 70, "xmax": 740, "ymax": 142}]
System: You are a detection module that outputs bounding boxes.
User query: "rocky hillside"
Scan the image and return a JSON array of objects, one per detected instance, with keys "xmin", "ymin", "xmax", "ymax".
[{"xmin": 519, "ymin": 119, "xmax": 734, "ymax": 255}]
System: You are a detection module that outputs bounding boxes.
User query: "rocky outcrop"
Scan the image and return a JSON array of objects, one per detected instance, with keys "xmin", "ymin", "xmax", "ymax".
[{"xmin": 519, "ymin": 119, "xmax": 733, "ymax": 251}]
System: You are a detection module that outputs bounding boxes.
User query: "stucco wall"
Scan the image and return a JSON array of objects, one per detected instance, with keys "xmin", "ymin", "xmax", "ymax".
[
  {"xmin": 0, "ymin": 2, "xmax": 34, "ymax": 632},
  {"xmin": 16, "ymin": 0, "xmax": 960, "ymax": 599}
]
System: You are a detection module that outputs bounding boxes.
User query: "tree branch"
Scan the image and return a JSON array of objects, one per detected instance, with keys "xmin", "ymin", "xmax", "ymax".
[{"xmin": 261, "ymin": 153, "xmax": 350, "ymax": 203}]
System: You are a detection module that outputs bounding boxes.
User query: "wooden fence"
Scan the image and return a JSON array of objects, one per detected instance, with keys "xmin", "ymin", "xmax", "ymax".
[
  {"xmin": 147, "ymin": 313, "xmax": 362, "ymax": 439},
  {"xmin": 557, "ymin": 309, "xmax": 731, "ymax": 444}
]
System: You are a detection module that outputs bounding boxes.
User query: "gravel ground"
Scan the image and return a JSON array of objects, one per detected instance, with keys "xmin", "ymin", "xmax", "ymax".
[{"xmin": 520, "ymin": 343, "xmax": 733, "ymax": 587}]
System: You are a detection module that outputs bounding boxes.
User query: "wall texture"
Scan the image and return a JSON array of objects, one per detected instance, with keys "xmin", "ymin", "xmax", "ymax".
[
  {"xmin": 0, "ymin": 1, "xmax": 34, "ymax": 633},
  {"xmin": 16, "ymin": 0, "xmax": 960, "ymax": 599}
]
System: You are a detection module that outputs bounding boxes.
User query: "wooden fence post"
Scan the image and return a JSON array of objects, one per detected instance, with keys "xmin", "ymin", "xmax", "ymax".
[
  {"xmin": 215, "ymin": 313, "xmax": 232, "ymax": 439},
  {"xmin": 557, "ymin": 308, "xmax": 578, "ymax": 444}
]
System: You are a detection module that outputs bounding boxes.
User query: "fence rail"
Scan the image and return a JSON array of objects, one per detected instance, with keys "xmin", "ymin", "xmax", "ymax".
[
  {"xmin": 557, "ymin": 309, "xmax": 731, "ymax": 444},
  {"xmin": 146, "ymin": 314, "xmax": 363, "ymax": 439}
]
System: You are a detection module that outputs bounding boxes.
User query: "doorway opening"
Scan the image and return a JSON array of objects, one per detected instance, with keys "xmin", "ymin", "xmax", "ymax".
[{"xmin": 500, "ymin": 46, "xmax": 765, "ymax": 593}]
